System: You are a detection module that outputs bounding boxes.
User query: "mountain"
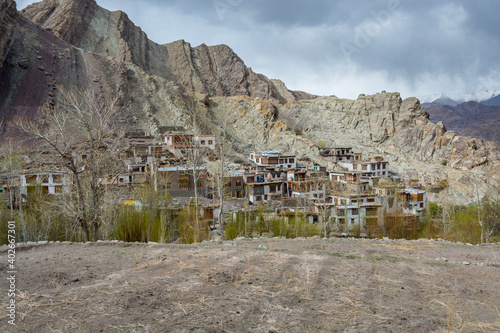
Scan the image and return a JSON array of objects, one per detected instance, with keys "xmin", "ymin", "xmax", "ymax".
[
  {"xmin": 1, "ymin": 0, "xmax": 499, "ymax": 203},
  {"xmin": 483, "ymin": 94, "xmax": 500, "ymax": 106},
  {"xmin": 20, "ymin": 0, "xmax": 315, "ymax": 105},
  {"xmin": 419, "ymin": 90, "xmax": 500, "ymax": 106},
  {"xmin": 422, "ymin": 101, "xmax": 500, "ymax": 142}
]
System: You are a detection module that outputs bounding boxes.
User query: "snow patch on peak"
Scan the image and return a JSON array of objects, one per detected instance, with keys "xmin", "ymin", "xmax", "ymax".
[{"xmin": 418, "ymin": 90, "xmax": 500, "ymax": 105}]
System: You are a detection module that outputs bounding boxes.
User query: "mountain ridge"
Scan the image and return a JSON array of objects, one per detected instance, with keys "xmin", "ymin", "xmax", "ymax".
[
  {"xmin": 20, "ymin": 0, "xmax": 315, "ymax": 104},
  {"xmin": 422, "ymin": 101, "xmax": 500, "ymax": 142},
  {"xmin": 418, "ymin": 90, "xmax": 500, "ymax": 106}
]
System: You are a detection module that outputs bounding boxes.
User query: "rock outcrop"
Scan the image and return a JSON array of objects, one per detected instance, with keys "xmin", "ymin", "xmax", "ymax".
[
  {"xmin": 20, "ymin": 0, "xmax": 306, "ymax": 105},
  {"xmin": 276, "ymin": 93, "xmax": 492, "ymax": 169},
  {"xmin": 0, "ymin": 0, "xmax": 18, "ymax": 65}
]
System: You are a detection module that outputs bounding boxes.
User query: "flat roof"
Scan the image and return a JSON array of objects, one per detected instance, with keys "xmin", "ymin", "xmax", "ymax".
[
  {"xmin": 158, "ymin": 166, "xmax": 206, "ymax": 172},
  {"xmin": 246, "ymin": 180, "xmax": 284, "ymax": 185}
]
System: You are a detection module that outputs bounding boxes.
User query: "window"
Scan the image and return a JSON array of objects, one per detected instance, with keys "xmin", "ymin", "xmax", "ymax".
[
  {"xmin": 208, "ymin": 140, "xmax": 213, "ymax": 145},
  {"xmin": 197, "ymin": 181, "xmax": 202, "ymax": 188},
  {"xmin": 235, "ymin": 179, "xmax": 242, "ymax": 187},
  {"xmin": 352, "ymin": 208, "xmax": 358, "ymax": 215},
  {"xmin": 225, "ymin": 180, "xmax": 232, "ymax": 187},
  {"xmin": 289, "ymin": 158, "xmax": 294, "ymax": 163},
  {"xmin": 179, "ymin": 182, "xmax": 189, "ymax": 189},
  {"xmin": 201, "ymin": 140, "xmax": 205, "ymax": 145},
  {"xmin": 166, "ymin": 183, "xmax": 172, "ymax": 189}
]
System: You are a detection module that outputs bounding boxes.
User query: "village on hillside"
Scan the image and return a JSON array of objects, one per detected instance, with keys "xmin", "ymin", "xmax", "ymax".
[{"xmin": 0, "ymin": 125, "xmax": 431, "ymax": 240}]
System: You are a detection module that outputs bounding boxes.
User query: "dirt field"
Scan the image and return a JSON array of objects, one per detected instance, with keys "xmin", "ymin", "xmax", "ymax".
[{"xmin": 1, "ymin": 237, "xmax": 500, "ymax": 333}]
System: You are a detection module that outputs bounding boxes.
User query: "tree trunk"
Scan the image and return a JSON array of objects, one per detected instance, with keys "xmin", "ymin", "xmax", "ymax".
[
  {"xmin": 92, "ymin": 222, "xmax": 100, "ymax": 242},
  {"xmin": 79, "ymin": 217, "xmax": 90, "ymax": 242},
  {"xmin": 9, "ymin": 188, "xmax": 14, "ymax": 219},
  {"xmin": 193, "ymin": 167, "xmax": 199, "ymax": 243},
  {"xmin": 219, "ymin": 187, "xmax": 224, "ymax": 241},
  {"xmin": 219, "ymin": 142, "xmax": 225, "ymax": 241},
  {"xmin": 73, "ymin": 172, "xmax": 90, "ymax": 242}
]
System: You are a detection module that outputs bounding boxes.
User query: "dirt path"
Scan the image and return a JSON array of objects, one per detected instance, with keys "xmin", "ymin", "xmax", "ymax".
[{"xmin": 1, "ymin": 237, "xmax": 500, "ymax": 332}]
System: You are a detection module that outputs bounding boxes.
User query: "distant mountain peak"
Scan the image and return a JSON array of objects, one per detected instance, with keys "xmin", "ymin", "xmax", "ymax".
[{"xmin": 418, "ymin": 90, "xmax": 500, "ymax": 106}]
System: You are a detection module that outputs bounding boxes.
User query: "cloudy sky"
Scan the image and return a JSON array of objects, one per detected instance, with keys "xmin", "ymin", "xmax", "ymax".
[{"xmin": 17, "ymin": 0, "xmax": 500, "ymax": 99}]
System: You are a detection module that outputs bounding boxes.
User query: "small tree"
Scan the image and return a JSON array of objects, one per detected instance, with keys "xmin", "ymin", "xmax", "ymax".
[
  {"xmin": 0, "ymin": 139, "xmax": 24, "ymax": 218},
  {"xmin": 177, "ymin": 95, "xmax": 211, "ymax": 243},
  {"xmin": 481, "ymin": 186, "xmax": 500, "ymax": 243},
  {"xmin": 206, "ymin": 118, "xmax": 235, "ymax": 241},
  {"xmin": 317, "ymin": 180, "xmax": 345, "ymax": 238},
  {"xmin": 16, "ymin": 87, "xmax": 124, "ymax": 242}
]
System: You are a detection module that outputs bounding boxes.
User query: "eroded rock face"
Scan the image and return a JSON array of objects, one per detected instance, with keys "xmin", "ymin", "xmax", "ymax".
[
  {"xmin": 276, "ymin": 92, "xmax": 492, "ymax": 171},
  {"xmin": 20, "ymin": 0, "xmax": 305, "ymax": 105},
  {"xmin": 0, "ymin": 0, "xmax": 18, "ymax": 65},
  {"xmin": 273, "ymin": 92, "xmax": 499, "ymax": 202}
]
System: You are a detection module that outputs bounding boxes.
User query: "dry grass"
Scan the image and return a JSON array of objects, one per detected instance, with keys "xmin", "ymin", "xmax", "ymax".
[{"xmin": 4, "ymin": 238, "xmax": 499, "ymax": 333}]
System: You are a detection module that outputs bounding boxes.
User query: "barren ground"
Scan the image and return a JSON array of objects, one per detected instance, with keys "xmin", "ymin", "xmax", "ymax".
[{"xmin": 1, "ymin": 237, "xmax": 500, "ymax": 333}]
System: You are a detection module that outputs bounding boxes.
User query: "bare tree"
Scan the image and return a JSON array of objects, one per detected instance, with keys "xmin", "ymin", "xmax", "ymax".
[
  {"xmin": 0, "ymin": 139, "xmax": 24, "ymax": 218},
  {"xmin": 177, "ymin": 98, "xmax": 209, "ymax": 242},
  {"xmin": 16, "ymin": 87, "xmax": 124, "ymax": 242},
  {"xmin": 206, "ymin": 119, "xmax": 234, "ymax": 241},
  {"xmin": 481, "ymin": 185, "xmax": 500, "ymax": 243},
  {"xmin": 317, "ymin": 179, "xmax": 345, "ymax": 238}
]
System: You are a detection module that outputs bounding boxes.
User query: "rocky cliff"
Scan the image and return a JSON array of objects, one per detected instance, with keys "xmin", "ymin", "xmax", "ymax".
[
  {"xmin": 20, "ymin": 0, "xmax": 313, "ymax": 104},
  {"xmin": 195, "ymin": 92, "xmax": 499, "ymax": 203},
  {"xmin": 1, "ymin": 0, "xmax": 499, "ymax": 203}
]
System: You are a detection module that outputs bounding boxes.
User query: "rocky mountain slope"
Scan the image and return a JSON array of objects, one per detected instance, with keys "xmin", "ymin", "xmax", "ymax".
[
  {"xmin": 20, "ymin": 0, "xmax": 313, "ymax": 105},
  {"xmin": 422, "ymin": 102, "xmax": 500, "ymax": 142},
  {"xmin": 1, "ymin": 0, "xmax": 499, "ymax": 203}
]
